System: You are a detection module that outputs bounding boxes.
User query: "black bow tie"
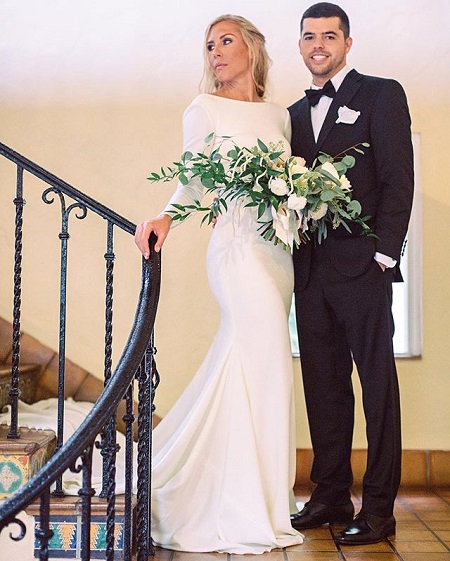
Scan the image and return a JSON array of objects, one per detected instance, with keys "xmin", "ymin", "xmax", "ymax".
[{"xmin": 305, "ymin": 80, "xmax": 336, "ymax": 107}]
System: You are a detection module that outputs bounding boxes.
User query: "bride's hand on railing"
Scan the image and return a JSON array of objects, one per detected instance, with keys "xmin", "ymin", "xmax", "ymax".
[{"xmin": 135, "ymin": 213, "xmax": 172, "ymax": 259}]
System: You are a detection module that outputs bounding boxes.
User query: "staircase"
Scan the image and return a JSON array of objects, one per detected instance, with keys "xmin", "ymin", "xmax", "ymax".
[{"xmin": 0, "ymin": 141, "xmax": 162, "ymax": 560}]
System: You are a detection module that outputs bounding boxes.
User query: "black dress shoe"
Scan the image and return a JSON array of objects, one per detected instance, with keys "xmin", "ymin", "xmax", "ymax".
[
  {"xmin": 290, "ymin": 500, "xmax": 354, "ymax": 530},
  {"xmin": 335, "ymin": 511, "xmax": 396, "ymax": 545}
]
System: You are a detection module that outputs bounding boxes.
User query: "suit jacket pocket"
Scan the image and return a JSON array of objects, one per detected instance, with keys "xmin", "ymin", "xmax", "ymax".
[{"xmin": 326, "ymin": 235, "xmax": 376, "ymax": 278}]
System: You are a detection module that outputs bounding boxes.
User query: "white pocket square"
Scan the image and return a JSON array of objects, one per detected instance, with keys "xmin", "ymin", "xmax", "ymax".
[{"xmin": 336, "ymin": 105, "xmax": 360, "ymax": 124}]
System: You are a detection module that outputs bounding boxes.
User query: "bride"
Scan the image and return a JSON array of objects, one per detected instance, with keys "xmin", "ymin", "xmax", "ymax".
[{"xmin": 134, "ymin": 14, "xmax": 303, "ymax": 555}]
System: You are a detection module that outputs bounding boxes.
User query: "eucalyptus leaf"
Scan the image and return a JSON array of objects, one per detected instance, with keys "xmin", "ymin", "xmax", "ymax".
[
  {"xmin": 179, "ymin": 173, "xmax": 189, "ymax": 185},
  {"xmin": 202, "ymin": 177, "xmax": 215, "ymax": 189},
  {"xmin": 341, "ymin": 155, "xmax": 355, "ymax": 168},
  {"xmin": 258, "ymin": 202, "xmax": 266, "ymax": 219},
  {"xmin": 182, "ymin": 151, "xmax": 193, "ymax": 163},
  {"xmin": 341, "ymin": 220, "xmax": 352, "ymax": 233},
  {"xmin": 269, "ymin": 151, "xmax": 284, "ymax": 161},
  {"xmin": 257, "ymin": 139, "xmax": 269, "ymax": 153},
  {"xmin": 347, "ymin": 200, "xmax": 362, "ymax": 214},
  {"xmin": 320, "ymin": 189, "xmax": 337, "ymax": 202},
  {"xmin": 317, "ymin": 154, "xmax": 332, "ymax": 164}
]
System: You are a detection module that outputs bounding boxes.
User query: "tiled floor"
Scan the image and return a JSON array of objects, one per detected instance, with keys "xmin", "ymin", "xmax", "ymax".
[{"xmin": 150, "ymin": 487, "xmax": 450, "ymax": 561}]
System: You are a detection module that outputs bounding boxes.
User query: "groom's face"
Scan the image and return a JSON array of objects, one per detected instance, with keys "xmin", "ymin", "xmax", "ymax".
[{"xmin": 299, "ymin": 16, "xmax": 352, "ymax": 86}]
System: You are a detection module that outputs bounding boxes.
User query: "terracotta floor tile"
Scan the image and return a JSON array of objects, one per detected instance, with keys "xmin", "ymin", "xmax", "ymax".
[
  {"xmin": 394, "ymin": 504, "xmax": 414, "ymax": 514},
  {"xmin": 393, "ymin": 528, "xmax": 440, "ymax": 540},
  {"xmin": 232, "ymin": 552, "xmax": 283, "ymax": 560},
  {"xmin": 399, "ymin": 488, "xmax": 437, "ymax": 497},
  {"xmin": 338, "ymin": 540, "xmax": 393, "ymax": 553},
  {"xmin": 393, "ymin": 540, "xmax": 448, "ymax": 553},
  {"xmin": 427, "ymin": 520, "xmax": 450, "ymax": 529},
  {"xmin": 392, "ymin": 511, "xmax": 420, "ymax": 521},
  {"xmin": 394, "ymin": 520, "xmax": 429, "ymax": 529},
  {"xmin": 341, "ymin": 554, "xmax": 399, "ymax": 561},
  {"xmin": 418, "ymin": 513, "xmax": 450, "ymax": 522},
  {"xmin": 285, "ymin": 553, "xmax": 342, "ymax": 560},
  {"xmin": 294, "ymin": 538, "xmax": 338, "ymax": 551},
  {"xmin": 298, "ymin": 527, "xmax": 332, "ymax": 539},
  {"xmin": 400, "ymin": 554, "xmax": 450, "ymax": 560},
  {"xmin": 413, "ymin": 503, "xmax": 450, "ymax": 512},
  {"xmin": 173, "ymin": 553, "xmax": 227, "ymax": 560},
  {"xmin": 152, "ymin": 547, "xmax": 175, "ymax": 560}
]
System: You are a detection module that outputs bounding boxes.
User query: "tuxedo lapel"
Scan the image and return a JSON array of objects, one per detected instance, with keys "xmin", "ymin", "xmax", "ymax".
[
  {"xmin": 315, "ymin": 70, "xmax": 363, "ymax": 154},
  {"xmin": 296, "ymin": 99, "xmax": 317, "ymax": 162}
]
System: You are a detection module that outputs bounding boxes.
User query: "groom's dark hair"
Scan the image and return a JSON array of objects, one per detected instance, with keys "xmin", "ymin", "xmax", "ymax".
[{"xmin": 301, "ymin": 2, "xmax": 350, "ymax": 38}]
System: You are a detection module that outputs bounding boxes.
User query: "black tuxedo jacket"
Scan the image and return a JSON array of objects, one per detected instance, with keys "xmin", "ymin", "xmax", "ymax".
[{"xmin": 288, "ymin": 69, "xmax": 414, "ymax": 290}]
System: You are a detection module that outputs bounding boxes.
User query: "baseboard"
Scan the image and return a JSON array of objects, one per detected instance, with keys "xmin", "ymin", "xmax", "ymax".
[{"xmin": 295, "ymin": 448, "xmax": 450, "ymax": 488}]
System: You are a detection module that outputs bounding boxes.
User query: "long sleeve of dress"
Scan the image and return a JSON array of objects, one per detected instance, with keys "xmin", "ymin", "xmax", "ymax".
[{"xmin": 162, "ymin": 98, "xmax": 215, "ymax": 218}]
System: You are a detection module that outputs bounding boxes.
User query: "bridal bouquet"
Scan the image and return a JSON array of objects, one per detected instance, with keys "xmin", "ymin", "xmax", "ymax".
[{"xmin": 148, "ymin": 133, "xmax": 373, "ymax": 250}]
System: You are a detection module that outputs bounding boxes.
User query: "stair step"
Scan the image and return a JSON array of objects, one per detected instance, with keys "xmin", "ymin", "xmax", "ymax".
[
  {"xmin": 0, "ymin": 363, "xmax": 42, "ymax": 410},
  {"xmin": 26, "ymin": 494, "xmax": 136, "ymax": 559},
  {"xmin": 0, "ymin": 424, "xmax": 56, "ymax": 498}
]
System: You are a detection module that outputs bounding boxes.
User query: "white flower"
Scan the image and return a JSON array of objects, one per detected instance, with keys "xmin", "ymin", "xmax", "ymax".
[
  {"xmin": 320, "ymin": 161, "xmax": 339, "ymax": 179},
  {"xmin": 309, "ymin": 202, "xmax": 328, "ymax": 220},
  {"xmin": 287, "ymin": 194, "xmax": 307, "ymax": 211},
  {"xmin": 336, "ymin": 105, "xmax": 361, "ymax": 124},
  {"xmin": 271, "ymin": 204, "xmax": 300, "ymax": 249},
  {"xmin": 269, "ymin": 177, "xmax": 289, "ymax": 196},
  {"xmin": 340, "ymin": 175, "xmax": 352, "ymax": 191},
  {"xmin": 290, "ymin": 157, "xmax": 309, "ymax": 176}
]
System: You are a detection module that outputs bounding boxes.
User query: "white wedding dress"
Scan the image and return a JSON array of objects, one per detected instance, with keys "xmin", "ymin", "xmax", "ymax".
[{"xmin": 151, "ymin": 94, "xmax": 303, "ymax": 554}]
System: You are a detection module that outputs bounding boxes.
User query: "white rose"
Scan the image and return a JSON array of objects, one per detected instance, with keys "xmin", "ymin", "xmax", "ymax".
[
  {"xmin": 287, "ymin": 194, "xmax": 307, "ymax": 211},
  {"xmin": 270, "ymin": 204, "xmax": 297, "ymax": 249},
  {"xmin": 292, "ymin": 156, "xmax": 306, "ymax": 166},
  {"xmin": 309, "ymin": 202, "xmax": 328, "ymax": 220},
  {"xmin": 340, "ymin": 175, "xmax": 352, "ymax": 191},
  {"xmin": 269, "ymin": 177, "xmax": 289, "ymax": 196},
  {"xmin": 290, "ymin": 157, "xmax": 309, "ymax": 176},
  {"xmin": 320, "ymin": 161, "xmax": 339, "ymax": 180}
]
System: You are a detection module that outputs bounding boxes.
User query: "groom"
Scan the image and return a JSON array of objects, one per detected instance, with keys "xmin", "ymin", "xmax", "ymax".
[{"xmin": 288, "ymin": 2, "xmax": 414, "ymax": 545}]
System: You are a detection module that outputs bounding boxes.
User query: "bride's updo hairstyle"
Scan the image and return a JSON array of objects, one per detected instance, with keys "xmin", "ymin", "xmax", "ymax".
[{"xmin": 201, "ymin": 14, "xmax": 271, "ymax": 99}]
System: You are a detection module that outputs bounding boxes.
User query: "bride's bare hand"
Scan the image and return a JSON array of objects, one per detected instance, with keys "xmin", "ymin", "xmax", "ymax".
[{"xmin": 135, "ymin": 214, "xmax": 172, "ymax": 259}]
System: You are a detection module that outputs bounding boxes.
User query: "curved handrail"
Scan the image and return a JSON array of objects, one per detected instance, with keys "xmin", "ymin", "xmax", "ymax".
[
  {"xmin": 0, "ymin": 238, "xmax": 161, "ymax": 530},
  {"xmin": 0, "ymin": 141, "xmax": 135, "ymax": 235}
]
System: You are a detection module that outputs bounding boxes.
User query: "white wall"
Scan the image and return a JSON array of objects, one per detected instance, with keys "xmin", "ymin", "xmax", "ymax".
[
  {"xmin": 1, "ymin": 0, "xmax": 449, "ymax": 449},
  {"xmin": 2, "ymin": 1, "xmax": 446, "ymax": 107}
]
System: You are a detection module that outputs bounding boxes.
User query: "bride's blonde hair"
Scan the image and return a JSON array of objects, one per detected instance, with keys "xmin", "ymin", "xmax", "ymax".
[{"xmin": 201, "ymin": 14, "xmax": 271, "ymax": 99}]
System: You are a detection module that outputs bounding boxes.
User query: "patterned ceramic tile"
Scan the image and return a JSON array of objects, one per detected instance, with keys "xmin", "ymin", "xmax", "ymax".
[{"xmin": 33, "ymin": 515, "xmax": 126, "ymax": 559}]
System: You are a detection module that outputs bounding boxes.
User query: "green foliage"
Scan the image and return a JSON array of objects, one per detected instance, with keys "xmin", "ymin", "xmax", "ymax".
[{"xmin": 147, "ymin": 134, "xmax": 374, "ymax": 250}]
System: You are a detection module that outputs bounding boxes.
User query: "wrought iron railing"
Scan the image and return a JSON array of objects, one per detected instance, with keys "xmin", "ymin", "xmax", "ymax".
[{"xmin": 0, "ymin": 142, "xmax": 161, "ymax": 560}]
